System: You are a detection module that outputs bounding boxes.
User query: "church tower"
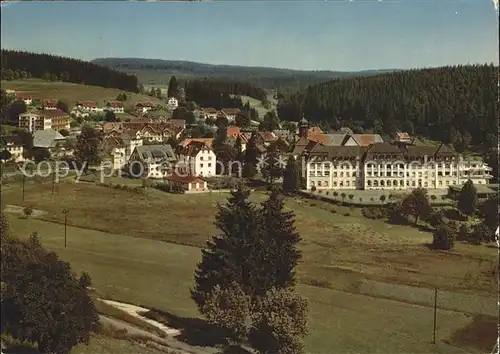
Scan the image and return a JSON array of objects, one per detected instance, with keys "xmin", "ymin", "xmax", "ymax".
[{"xmin": 299, "ymin": 114, "xmax": 309, "ymax": 139}]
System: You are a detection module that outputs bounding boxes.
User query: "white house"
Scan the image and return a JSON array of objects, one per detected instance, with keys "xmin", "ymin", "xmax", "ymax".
[
  {"xmin": 135, "ymin": 102, "xmax": 156, "ymax": 114},
  {"xmin": 106, "ymin": 101, "xmax": 125, "ymax": 114},
  {"xmin": 179, "ymin": 141, "xmax": 216, "ymax": 177},
  {"xmin": 42, "ymin": 99, "xmax": 58, "ymax": 110},
  {"xmin": 18, "ymin": 112, "xmax": 52, "ymax": 132},
  {"xmin": 77, "ymin": 101, "xmax": 102, "ymax": 113},
  {"xmin": 0, "ymin": 135, "xmax": 25, "ymax": 162},
  {"xmin": 167, "ymin": 97, "xmax": 179, "ymax": 110},
  {"xmin": 16, "ymin": 94, "xmax": 32, "ymax": 106}
]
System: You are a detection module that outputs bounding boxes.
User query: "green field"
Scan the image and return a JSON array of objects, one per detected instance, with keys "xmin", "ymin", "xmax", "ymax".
[
  {"xmin": 2, "ymin": 180, "xmax": 497, "ymax": 353},
  {"xmin": 1, "ymin": 79, "xmax": 163, "ymax": 109}
]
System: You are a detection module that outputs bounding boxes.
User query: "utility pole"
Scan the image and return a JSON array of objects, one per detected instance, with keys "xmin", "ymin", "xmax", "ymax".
[
  {"xmin": 22, "ymin": 173, "xmax": 25, "ymax": 201},
  {"xmin": 62, "ymin": 208, "xmax": 69, "ymax": 248},
  {"xmin": 433, "ymin": 287, "xmax": 438, "ymax": 344}
]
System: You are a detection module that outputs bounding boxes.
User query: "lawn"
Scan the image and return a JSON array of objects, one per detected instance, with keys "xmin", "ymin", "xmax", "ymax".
[
  {"xmin": 231, "ymin": 94, "xmax": 276, "ymax": 119},
  {"xmin": 1, "ymin": 79, "xmax": 163, "ymax": 108},
  {"xmin": 6, "ymin": 216, "xmax": 485, "ymax": 354},
  {"xmin": 2, "ymin": 180, "xmax": 497, "ymax": 295},
  {"xmin": 2, "ymin": 181, "xmax": 498, "ymax": 352}
]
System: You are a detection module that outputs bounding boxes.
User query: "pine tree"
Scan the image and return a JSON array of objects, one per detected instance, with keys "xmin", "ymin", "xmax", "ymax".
[
  {"xmin": 191, "ymin": 187, "xmax": 264, "ymax": 310},
  {"xmin": 282, "ymin": 156, "xmax": 300, "ymax": 193},
  {"xmin": 243, "ymin": 134, "xmax": 259, "ymax": 178},
  {"xmin": 167, "ymin": 76, "xmax": 179, "ymax": 98},
  {"xmin": 259, "ymin": 187, "xmax": 301, "ymax": 292},
  {"xmin": 457, "ymin": 179, "xmax": 477, "ymax": 216}
]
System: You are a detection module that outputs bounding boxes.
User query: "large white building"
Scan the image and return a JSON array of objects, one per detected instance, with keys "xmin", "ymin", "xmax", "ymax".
[
  {"xmin": 179, "ymin": 141, "xmax": 217, "ymax": 177},
  {"xmin": 304, "ymin": 142, "xmax": 493, "ymax": 190},
  {"xmin": 19, "ymin": 110, "xmax": 71, "ymax": 133}
]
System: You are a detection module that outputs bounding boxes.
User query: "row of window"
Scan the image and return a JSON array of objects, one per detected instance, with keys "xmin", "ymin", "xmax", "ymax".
[
  {"xmin": 309, "ymin": 171, "xmax": 356, "ymax": 177},
  {"xmin": 310, "ymin": 180, "xmax": 357, "ymax": 188}
]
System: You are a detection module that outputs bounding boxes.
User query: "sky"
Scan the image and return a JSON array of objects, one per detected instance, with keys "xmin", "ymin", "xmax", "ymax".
[{"xmin": 1, "ymin": 0, "xmax": 498, "ymax": 71}]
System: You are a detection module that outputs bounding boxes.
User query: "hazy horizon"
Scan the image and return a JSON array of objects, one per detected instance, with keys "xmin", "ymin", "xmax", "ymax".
[{"xmin": 1, "ymin": 1, "xmax": 498, "ymax": 72}]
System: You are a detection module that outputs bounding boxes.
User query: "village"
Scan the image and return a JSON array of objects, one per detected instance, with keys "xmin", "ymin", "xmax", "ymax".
[{"xmin": 0, "ymin": 87, "xmax": 495, "ymax": 199}]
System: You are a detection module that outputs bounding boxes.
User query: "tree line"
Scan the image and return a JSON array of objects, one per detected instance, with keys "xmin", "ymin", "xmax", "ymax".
[
  {"xmin": 1, "ymin": 50, "xmax": 139, "ymax": 93},
  {"xmin": 185, "ymin": 78, "xmax": 268, "ymax": 108},
  {"xmin": 277, "ymin": 64, "xmax": 498, "ymax": 152}
]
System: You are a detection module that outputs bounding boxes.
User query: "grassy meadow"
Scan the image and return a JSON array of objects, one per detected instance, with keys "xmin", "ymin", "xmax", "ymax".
[
  {"xmin": 1, "ymin": 79, "xmax": 163, "ymax": 108},
  {"xmin": 2, "ymin": 180, "xmax": 498, "ymax": 353}
]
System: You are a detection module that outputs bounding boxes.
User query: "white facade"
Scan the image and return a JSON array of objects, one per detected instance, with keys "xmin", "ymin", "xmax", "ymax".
[
  {"xmin": 182, "ymin": 146, "xmax": 217, "ymax": 177},
  {"xmin": 19, "ymin": 113, "xmax": 52, "ymax": 133},
  {"xmin": 306, "ymin": 156, "xmax": 493, "ymax": 191},
  {"xmin": 108, "ymin": 106, "xmax": 124, "ymax": 114},
  {"xmin": 168, "ymin": 97, "xmax": 178, "ymax": 110}
]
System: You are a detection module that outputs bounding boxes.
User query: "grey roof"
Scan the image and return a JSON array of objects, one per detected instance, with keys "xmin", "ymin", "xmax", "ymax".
[
  {"xmin": 133, "ymin": 144, "xmax": 177, "ymax": 162},
  {"xmin": 33, "ymin": 129, "xmax": 66, "ymax": 148}
]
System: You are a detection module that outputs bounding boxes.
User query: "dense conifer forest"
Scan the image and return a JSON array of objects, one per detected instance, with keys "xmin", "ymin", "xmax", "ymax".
[
  {"xmin": 92, "ymin": 57, "xmax": 395, "ymax": 90},
  {"xmin": 1, "ymin": 50, "xmax": 139, "ymax": 92},
  {"xmin": 184, "ymin": 78, "xmax": 267, "ymax": 108},
  {"xmin": 277, "ymin": 64, "xmax": 498, "ymax": 151}
]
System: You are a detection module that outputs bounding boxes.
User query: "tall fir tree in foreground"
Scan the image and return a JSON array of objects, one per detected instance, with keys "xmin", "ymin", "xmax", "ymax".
[
  {"xmin": 282, "ymin": 156, "xmax": 301, "ymax": 193},
  {"xmin": 457, "ymin": 179, "xmax": 477, "ymax": 216},
  {"xmin": 191, "ymin": 187, "xmax": 264, "ymax": 308},
  {"xmin": 259, "ymin": 186, "xmax": 301, "ymax": 291},
  {"xmin": 191, "ymin": 187, "xmax": 308, "ymax": 353}
]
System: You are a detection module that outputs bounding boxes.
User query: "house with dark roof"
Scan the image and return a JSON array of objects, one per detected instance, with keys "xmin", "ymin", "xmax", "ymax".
[
  {"xmin": 178, "ymin": 141, "xmax": 216, "ymax": 177},
  {"xmin": 304, "ymin": 139, "xmax": 493, "ymax": 191},
  {"xmin": 128, "ymin": 144, "xmax": 177, "ymax": 179}
]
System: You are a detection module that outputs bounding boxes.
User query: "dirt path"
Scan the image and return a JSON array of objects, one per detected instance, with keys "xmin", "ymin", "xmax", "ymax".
[
  {"xmin": 99, "ymin": 315, "xmax": 217, "ymax": 354},
  {"xmin": 101, "ymin": 299, "xmax": 181, "ymax": 336}
]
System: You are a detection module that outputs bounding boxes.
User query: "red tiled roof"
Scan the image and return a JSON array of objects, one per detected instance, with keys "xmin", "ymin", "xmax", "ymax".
[
  {"xmin": 42, "ymin": 99, "xmax": 57, "ymax": 106},
  {"xmin": 306, "ymin": 134, "xmax": 330, "ymax": 145},
  {"xmin": 227, "ymin": 126, "xmax": 241, "ymax": 138},
  {"xmin": 16, "ymin": 94, "xmax": 32, "ymax": 99},
  {"xmin": 107, "ymin": 101, "xmax": 123, "ymax": 108},
  {"xmin": 308, "ymin": 126, "xmax": 324, "ymax": 135},
  {"xmin": 396, "ymin": 132, "xmax": 411, "ymax": 140},
  {"xmin": 165, "ymin": 174, "xmax": 205, "ymax": 184},
  {"xmin": 77, "ymin": 101, "xmax": 97, "ymax": 108}
]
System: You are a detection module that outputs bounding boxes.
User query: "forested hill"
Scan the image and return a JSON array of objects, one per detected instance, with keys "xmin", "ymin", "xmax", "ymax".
[
  {"xmin": 277, "ymin": 64, "xmax": 498, "ymax": 151},
  {"xmin": 1, "ymin": 50, "xmax": 139, "ymax": 93},
  {"xmin": 91, "ymin": 57, "xmax": 396, "ymax": 91}
]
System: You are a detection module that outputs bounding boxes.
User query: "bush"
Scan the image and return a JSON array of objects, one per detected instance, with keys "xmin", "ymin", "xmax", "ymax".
[
  {"xmin": 311, "ymin": 186, "xmax": 317, "ymax": 192},
  {"xmin": 430, "ymin": 195, "xmax": 437, "ymax": 201},
  {"xmin": 343, "ymin": 212, "xmax": 351, "ymax": 217},
  {"xmin": 317, "ymin": 190, "xmax": 322, "ymax": 194},
  {"xmin": 433, "ymin": 223, "xmax": 455, "ymax": 250},
  {"xmin": 441, "ymin": 195, "xmax": 447, "ymax": 200},
  {"xmin": 331, "ymin": 209, "xmax": 337, "ymax": 214},
  {"xmin": 333, "ymin": 191, "xmax": 338, "ymax": 197},
  {"xmin": 362, "ymin": 207, "xmax": 388, "ymax": 220}
]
